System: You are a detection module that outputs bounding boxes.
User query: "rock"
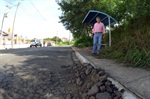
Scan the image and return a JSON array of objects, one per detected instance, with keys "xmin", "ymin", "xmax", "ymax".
[
  {"xmin": 87, "ymin": 85, "xmax": 99, "ymax": 96},
  {"xmin": 81, "ymin": 93, "xmax": 87, "ymax": 99},
  {"xmin": 89, "ymin": 96, "xmax": 95, "ymax": 99},
  {"xmin": 106, "ymin": 86, "xmax": 113, "ymax": 93},
  {"xmin": 85, "ymin": 68, "xmax": 92, "ymax": 75},
  {"xmin": 80, "ymin": 73, "xmax": 86, "ymax": 79},
  {"xmin": 96, "ymin": 81, "xmax": 104, "ymax": 86},
  {"xmin": 91, "ymin": 74, "xmax": 99, "ymax": 83},
  {"xmin": 96, "ymin": 92, "xmax": 111, "ymax": 99},
  {"xmin": 99, "ymin": 86, "xmax": 106, "ymax": 92},
  {"xmin": 76, "ymin": 77, "xmax": 83, "ymax": 85},
  {"xmin": 0, "ymin": 93, "xmax": 4, "ymax": 99},
  {"xmin": 99, "ymin": 75, "xmax": 107, "ymax": 82},
  {"xmin": 115, "ymin": 91, "xmax": 122, "ymax": 98},
  {"xmin": 98, "ymin": 71, "xmax": 105, "ymax": 76},
  {"xmin": 120, "ymin": 89, "xmax": 125, "ymax": 93},
  {"xmin": 91, "ymin": 69, "xmax": 97, "ymax": 76},
  {"xmin": 105, "ymin": 81, "xmax": 112, "ymax": 86},
  {"xmin": 86, "ymin": 82, "xmax": 93, "ymax": 89},
  {"xmin": 111, "ymin": 85, "xmax": 118, "ymax": 91},
  {"xmin": 66, "ymin": 94, "xmax": 72, "ymax": 99},
  {"xmin": 75, "ymin": 72, "xmax": 80, "ymax": 77},
  {"xmin": 76, "ymin": 77, "xmax": 81, "ymax": 85}
]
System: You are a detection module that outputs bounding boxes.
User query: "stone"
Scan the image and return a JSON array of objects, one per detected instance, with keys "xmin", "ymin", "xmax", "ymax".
[
  {"xmin": 96, "ymin": 92, "xmax": 111, "ymax": 99},
  {"xmin": 85, "ymin": 68, "xmax": 92, "ymax": 75},
  {"xmin": 96, "ymin": 82, "xmax": 104, "ymax": 86},
  {"xmin": 80, "ymin": 73, "xmax": 86, "ymax": 79},
  {"xmin": 105, "ymin": 81, "xmax": 112, "ymax": 86},
  {"xmin": 81, "ymin": 94, "xmax": 87, "ymax": 99},
  {"xmin": 115, "ymin": 91, "xmax": 122, "ymax": 98},
  {"xmin": 75, "ymin": 72, "xmax": 80, "ymax": 77},
  {"xmin": 91, "ymin": 69, "xmax": 97, "ymax": 76},
  {"xmin": 76, "ymin": 77, "xmax": 83, "ymax": 85},
  {"xmin": 98, "ymin": 71, "xmax": 105, "ymax": 76},
  {"xmin": 0, "ymin": 92, "xmax": 4, "ymax": 99},
  {"xmin": 86, "ymin": 82, "xmax": 93, "ymax": 89},
  {"xmin": 91, "ymin": 74, "xmax": 99, "ymax": 83},
  {"xmin": 66, "ymin": 94, "xmax": 71, "ymax": 99},
  {"xmin": 106, "ymin": 86, "xmax": 113, "ymax": 93},
  {"xmin": 87, "ymin": 85, "xmax": 99, "ymax": 96},
  {"xmin": 99, "ymin": 75, "xmax": 107, "ymax": 82},
  {"xmin": 99, "ymin": 86, "xmax": 106, "ymax": 92},
  {"xmin": 89, "ymin": 96, "xmax": 95, "ymax": 99}
]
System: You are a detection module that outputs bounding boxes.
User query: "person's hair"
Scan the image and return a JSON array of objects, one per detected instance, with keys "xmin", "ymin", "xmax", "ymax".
[{"xmin": 96, "ymin": 16, "xmax": 100, "ymax": 19}]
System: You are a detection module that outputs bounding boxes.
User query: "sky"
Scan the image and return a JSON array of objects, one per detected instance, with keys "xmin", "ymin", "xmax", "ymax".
[{"xmin": 0, "ymin": 0, "xmax": 72, "ymax": 39}]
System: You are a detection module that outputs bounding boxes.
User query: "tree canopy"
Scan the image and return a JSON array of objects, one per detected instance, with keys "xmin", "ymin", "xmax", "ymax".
[{"xmin": 58, "ymin": 0, "xmax": 150, "ymax": 67}]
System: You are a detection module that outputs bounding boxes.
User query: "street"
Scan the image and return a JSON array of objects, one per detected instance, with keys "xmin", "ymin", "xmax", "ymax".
[{"xmin": 0, "ymin": 47, "xmax": 76, "ymax": 99}]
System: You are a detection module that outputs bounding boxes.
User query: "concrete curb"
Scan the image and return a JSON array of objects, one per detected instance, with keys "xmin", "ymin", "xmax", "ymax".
[{"xmin": 72, "ymin": 47, "xmax": 142, "ymax": 99}]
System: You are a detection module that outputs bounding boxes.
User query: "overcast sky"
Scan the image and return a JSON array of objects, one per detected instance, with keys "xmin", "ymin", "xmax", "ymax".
[{"xmin": 0, "ymin": 0, "xmax": 72, "ymax": 39}]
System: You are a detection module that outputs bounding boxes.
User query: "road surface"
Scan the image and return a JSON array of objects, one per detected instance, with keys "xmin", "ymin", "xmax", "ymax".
[{"xmin": 0, "ymin": 47, "xmax": 75, "ymax": 99}]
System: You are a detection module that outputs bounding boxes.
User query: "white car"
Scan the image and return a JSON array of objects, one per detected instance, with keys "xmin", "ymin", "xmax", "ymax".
[{"xmin": 30, "ymin": 39, "xmax": 42, "ymax": 47}]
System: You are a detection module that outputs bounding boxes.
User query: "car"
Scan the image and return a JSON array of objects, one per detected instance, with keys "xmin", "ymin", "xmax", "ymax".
[
  {"xmin": 30, "ymin": 39, "xmax": 42, "ymax": 47},
  {"xmin": 47, "ymin": 42, "xmax": 52, "ymax": 47}
]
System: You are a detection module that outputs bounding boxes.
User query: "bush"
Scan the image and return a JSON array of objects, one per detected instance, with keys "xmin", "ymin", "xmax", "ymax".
[
  {"xmin": 74, "ymin": 34, "xmax": 93, "ymax": 48},
  {"xmin": 100, "ymin": 22, "xmax": 150, "ymax": 68}
]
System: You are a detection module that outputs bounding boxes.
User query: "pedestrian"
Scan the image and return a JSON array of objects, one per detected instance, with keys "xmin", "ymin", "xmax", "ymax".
[
  {"xmin": 92, "ymin": 16, "xmax": 106, "ymax": 55},
  {"xmin": 43, "ymin": 40, "xmax": 45, "ymax": 47}
]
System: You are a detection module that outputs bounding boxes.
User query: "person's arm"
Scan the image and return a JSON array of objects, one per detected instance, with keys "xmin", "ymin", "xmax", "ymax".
[
  {"xmin": 92, "ymin": 28, "xmax": 94, "ymax": 34},
  {"xmin": 93, "ymin": 23, "xmax": 96, "ymax": 34}
]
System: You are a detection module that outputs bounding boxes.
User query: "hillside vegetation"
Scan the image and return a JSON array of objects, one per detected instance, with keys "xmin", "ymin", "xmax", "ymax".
[{"xmin": 58, "ymin": 0, "xmax": 150, "ymax": 68}]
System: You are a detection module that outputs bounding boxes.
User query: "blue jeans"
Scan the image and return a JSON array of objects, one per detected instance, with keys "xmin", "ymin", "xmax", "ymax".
[{"xmin": 92, "ymin": 33, "xmax": 102, "ymax": 54}]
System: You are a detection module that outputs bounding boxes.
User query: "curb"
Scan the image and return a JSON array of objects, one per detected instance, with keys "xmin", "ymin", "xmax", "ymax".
[{"xmin": 72, "ymin": 47, "xmax": 143, "ymax": 99}]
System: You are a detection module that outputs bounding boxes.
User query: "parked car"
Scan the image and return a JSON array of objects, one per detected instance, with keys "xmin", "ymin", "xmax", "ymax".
[
  {"xmin": 47, "ymin": 42, "xmax": 52, "ymax": 47},
  {"xmin": 30, "ymin": 39, "xmax": 42, "ymax": 47}
]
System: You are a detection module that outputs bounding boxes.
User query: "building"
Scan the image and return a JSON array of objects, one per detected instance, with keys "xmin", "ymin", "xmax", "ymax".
[
  {"xmin": 61, "ymin": 37, "xmax": 69, "ymax": 42},
  {"xmin": 0, "ymin": 31, "xmax": 27, "ymax": 45}
]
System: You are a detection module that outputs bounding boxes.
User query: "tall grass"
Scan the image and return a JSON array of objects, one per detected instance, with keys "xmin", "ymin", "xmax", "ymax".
[{"xmin": 100, "ymin": 21, "xmax": 150, "ymax": 68}]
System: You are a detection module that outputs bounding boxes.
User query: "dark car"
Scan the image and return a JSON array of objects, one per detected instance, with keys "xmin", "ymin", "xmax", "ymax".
[
  {"xmin": 30, "ymin": 39, "xmax": 42, "ymax": 47},
  {"xmin": 47, "ymin": 42, "xmax": 52, "ymax": 47}
]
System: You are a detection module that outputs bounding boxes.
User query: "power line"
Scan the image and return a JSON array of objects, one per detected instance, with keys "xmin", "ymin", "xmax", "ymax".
[
  {"xmin": 20, "ymin": 5, "xmax": 33, "ymax": 17},
  {"xmin": 29, "ymin": 0, "xmax": 47, "ymax": 22}
]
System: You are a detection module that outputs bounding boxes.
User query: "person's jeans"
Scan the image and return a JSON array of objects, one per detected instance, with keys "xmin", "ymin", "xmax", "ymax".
[{"xmin": 92, "ymin": 33, "xmax": 102, "ymax": 54}]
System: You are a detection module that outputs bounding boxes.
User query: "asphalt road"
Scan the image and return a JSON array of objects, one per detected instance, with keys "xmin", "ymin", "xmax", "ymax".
[{"xmin": 0, "ymin": 47, "xmax": 75, "ymax": 99}]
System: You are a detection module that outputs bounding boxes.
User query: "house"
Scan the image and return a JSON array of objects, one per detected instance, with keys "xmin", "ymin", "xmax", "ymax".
[{"xmin": 61, "ymin": 37, "xmax": 69, "ymax": 42}]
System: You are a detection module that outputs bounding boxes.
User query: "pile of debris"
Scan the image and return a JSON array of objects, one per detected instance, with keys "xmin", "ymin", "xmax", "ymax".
[{"xmin": 67, "ymin": 63, "xmax": 124, "ymax": 99}]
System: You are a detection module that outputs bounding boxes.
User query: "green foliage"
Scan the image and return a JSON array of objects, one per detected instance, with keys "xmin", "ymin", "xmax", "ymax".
[
  {"xmin": 44, "ymin": 38, "xmax": 51, "ymax": 40},
  {"xmin": 51, "ymin": 36, "xmax": 62, "ymax": 43},
  {"xmin": 58, "ymin": 0, "xmax": 150, "ymax": 68},
  {"xmin": 57, "ymin": 41, "xmax": 74, "ymax": 46},
  {"xmin": 100, "ymin": 23, "xmax": 150, "ymax": 68},
  {"xmin": 74, "ymin": 34, "xmax": 93, "ymax": 48}
]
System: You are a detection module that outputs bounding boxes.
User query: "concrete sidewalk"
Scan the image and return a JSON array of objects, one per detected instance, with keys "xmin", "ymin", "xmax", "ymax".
[{"xmin": 73, "ymin": 47, "xmax": 150, "ymax": 99}]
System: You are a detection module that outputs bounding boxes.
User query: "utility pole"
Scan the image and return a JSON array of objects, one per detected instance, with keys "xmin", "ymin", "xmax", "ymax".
[
  {"xmin": 0, "ymin": 5, "xmax": 10, "ymax": 46},
  {"xmin": 0, "ymin": 13, "xmax": 7, "ymax": 45},
  {"xmin": 11, "ymin": 2, "xmax": 20, "ymax": 48}
]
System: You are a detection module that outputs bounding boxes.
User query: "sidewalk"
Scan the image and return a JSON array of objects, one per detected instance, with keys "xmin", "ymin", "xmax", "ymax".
[{"xmin": 73, "ymin": 47, "xmax": 150, "ymax": 99}]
